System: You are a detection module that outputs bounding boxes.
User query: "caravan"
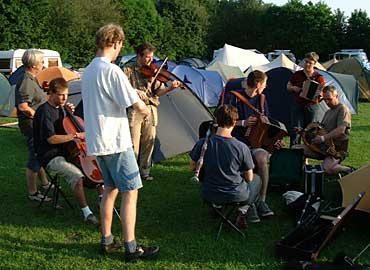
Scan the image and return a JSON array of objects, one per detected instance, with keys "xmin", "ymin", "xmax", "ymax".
[{"xmin": 0, "ymin": 49, "xmax": 62, "ymax": 76}]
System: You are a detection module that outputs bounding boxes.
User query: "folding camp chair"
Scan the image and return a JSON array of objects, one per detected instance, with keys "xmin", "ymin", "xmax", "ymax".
[
  {"xmin": 206, "ymin": 201, "xmax": 246, "ymax": 240},
  {"xmin": 39, "ymin": 169, "xmax": 73, "ymax": 210}
]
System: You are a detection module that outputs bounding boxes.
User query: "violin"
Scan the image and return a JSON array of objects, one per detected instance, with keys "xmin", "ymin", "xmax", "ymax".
[
  {"xmin": 142, "ymin": 62, "xmax": 174, "ymax": 84},
  {"xmin": 62, "ymin": 106, "xmax": 103, "ymax": 188},
  {"xmin": 141, "ymin": 58, "xmax": 185, "ymax": 90}
]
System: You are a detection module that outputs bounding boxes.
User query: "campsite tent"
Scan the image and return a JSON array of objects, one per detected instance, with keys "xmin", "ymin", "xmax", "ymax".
[
  {"xmin": 0, "ymin": 73, "xmax": 15, "ymax": 116},
  {"xmin": 245, "ymin": 54, "xmax": 301, "ymax": 75},
  {"xmin": 209, "ymin": 44, "xmax": 269, "ymax": 72},
  {"xmin": 328, "ymin": 57, "xmax": 370, "ymax": 100},
  {"xmin": 178, "ymin": 58, "xmax": 208, "ymax": 69},
  {"xmin": 322, "ymin": 58, "xmax": 338, "ymax": 70},
  {"xmin": 171, "ymin": 65, "xmax": 224, "ymax": 107},
  {"xmin": 206, "ymin": 60, "xmax": 245, "ymax": 82},
  {"xmin": 68, "ymin": 80, "xmax": 214, "ymax": 163},
  {"xmin": 315, "ymin": 70, "xmax": 359, "ymax": 114}
]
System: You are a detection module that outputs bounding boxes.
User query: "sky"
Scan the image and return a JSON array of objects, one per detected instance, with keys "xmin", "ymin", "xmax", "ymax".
[{"xmin": 265, "ymin": 0, "xmax": 370, "ymax": 16}]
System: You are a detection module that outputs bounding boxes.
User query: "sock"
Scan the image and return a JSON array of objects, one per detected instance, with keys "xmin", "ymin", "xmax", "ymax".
[
  {"xmin": 101, "ymin": 235, "xmax": 114, "ymax": 245},
  {"xmin": 124, "ymin": 240, "xmax": 137, "ymax": 253},
  {"xmin": 260, "ymin": 195, "xmax": 266, "ymax": 202},
  {"xmin": 81, "ymin": 206, "xmax": 93, "ymax": 219}
]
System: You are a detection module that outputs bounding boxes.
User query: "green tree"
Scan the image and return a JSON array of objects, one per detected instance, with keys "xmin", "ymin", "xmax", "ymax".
[
  {"xmin": 121, "ymin": 0, "xmax": 163, "ymax": 54},
  {"xmin": 49, "ymin": 0, "xmax": 123, "ymax": 67},
  {"xmin": 345, "ymin": 10, "xmax": 370, "ymax": 57},
  {"xmin": 156, "ymin": 0, "xmax": 209, "ymax": 60},
  {"xmin": 0, "ymin": 0, "xmax": 52, "ymax": 50}
]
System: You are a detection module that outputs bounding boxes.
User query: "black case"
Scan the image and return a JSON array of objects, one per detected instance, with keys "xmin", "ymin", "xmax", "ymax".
[
  {"xmin": 269, "ymin": 148, "xmax": 304, "ymax": 186},
  {"xmin": 276, "ymin": 192, "xmax": 365, "ymax": 261}
]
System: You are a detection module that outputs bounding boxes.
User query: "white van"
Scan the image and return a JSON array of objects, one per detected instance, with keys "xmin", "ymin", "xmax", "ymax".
[
  {"xmin": 0, "ymin": 49, "xmax": 62, "ymax": 76},
  {"xmin": 329, "ymin": 49, "xmax": 368, "ymax": 63}
]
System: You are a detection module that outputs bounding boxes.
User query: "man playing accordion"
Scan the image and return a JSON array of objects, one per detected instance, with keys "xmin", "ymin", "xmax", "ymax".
[
  {"xmin": 287, "ymin": 52, "xmax": 325, "ymax": 147},
  {"xmin": 223, "ymin": 70, "xmax": 278, "ymax": 221},
  {"xmin": 292, "ymin": 85, "xmax": 354, "ymax": 175}
]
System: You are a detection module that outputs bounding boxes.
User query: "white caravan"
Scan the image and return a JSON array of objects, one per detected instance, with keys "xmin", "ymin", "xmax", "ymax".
[{"xmin": 0, "ymin": 49, "xmax": 62, "ymax": 76}]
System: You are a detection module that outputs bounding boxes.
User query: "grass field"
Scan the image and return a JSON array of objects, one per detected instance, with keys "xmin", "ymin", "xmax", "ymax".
[{"xmin": 0, "ymin": 103, "xmax": 369, "ymax": 270}]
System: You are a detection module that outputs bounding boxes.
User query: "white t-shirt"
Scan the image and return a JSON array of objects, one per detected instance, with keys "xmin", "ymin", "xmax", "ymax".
[{"xmin": 82, "ymin": 57, "xmax": 140, "ymax": 156}]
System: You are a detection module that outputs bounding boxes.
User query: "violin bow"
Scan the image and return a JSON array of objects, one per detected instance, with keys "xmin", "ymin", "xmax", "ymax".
[{"xmin": 152, "ymin": 57, "xmax": 168, "ymax": 83}]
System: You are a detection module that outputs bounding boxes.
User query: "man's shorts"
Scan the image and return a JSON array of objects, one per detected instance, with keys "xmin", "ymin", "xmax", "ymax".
[
  {"xmin": 97, "ymin": 147, "xmax": 142, "ymax": 192},
  {"xmin": 46, "ymin": 156, "xmax": 84, "ymax": 190}
]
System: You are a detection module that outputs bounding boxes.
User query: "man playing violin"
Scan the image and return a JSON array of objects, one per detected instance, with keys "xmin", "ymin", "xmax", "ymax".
[
  {"xmin": 33, "ymin": 78, "xmax": 99, "ymax": 227},
  {"xmin": 287, "ymin": 52, "xmax": 325, "ymax": 147},
  {"xmin": 223, "ymin": 70, "xmax": 278, "ymax": 222},
  {"xmin": 292, "ymin": 85, "xmax": 354, "ymax": 175},
  {"xmin": 123, "ymin": 43, "xmax": 181, "ymax": 181}
]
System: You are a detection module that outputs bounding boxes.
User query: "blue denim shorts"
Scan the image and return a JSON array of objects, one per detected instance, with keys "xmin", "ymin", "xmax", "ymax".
[
  {"xmin": 26, "ymin": 136, "xmax": 41, "ymax": 173},
  {"xmin": 97, "ymin": 147, "xmax": 142, "ymax": 192}
]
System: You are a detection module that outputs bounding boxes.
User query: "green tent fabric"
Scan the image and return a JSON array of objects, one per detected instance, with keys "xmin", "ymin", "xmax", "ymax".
[
  {"xmin": 317, "ymin": 70, "xmax": 359, "ymax": 114},
  {"xmin": 0, "ymin": 73, "xmax": 14, "ymax": 116},
  {"xmin": 328, "ymin": 57, "xmax": 370, "ymax": 100},
  {"xmin": 206, "ymin": 60, "xmax": 245, "ymax": 82}
]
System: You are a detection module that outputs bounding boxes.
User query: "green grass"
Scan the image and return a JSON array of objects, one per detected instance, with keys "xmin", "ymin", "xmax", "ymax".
[{"xmin": 0, "ymin": 103, "xmax": 370, "ymax": 270}]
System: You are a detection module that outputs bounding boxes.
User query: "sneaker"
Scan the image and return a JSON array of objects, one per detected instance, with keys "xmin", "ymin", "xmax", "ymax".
[
  {"xmin": 41, "ymin": 182, "xmax": 55, "ymax": 191},
  {"xmin": 257, "ymin": 201, "xmax": 274, "ymax": 217},
  {"xmin": 100, "ymin": 237, "xmax": 122, "ymax": 254},
  {"xmin": 85, "ymin": 214, "xmax": 100, "ymax": 227},
  {"xmin": 235, "ymin": 211, "xmax": 248, "ymax": 230},
  {"xmin": 125, "ymin": 245, "xmax": 160, "ymax": 262},
  {"xmin": 247, "ymin": 204, "xmax": 261, "ymax": 223},
  {"xmin": 28, "ymin": 191, "xmax": 51, "ymax": 202}
]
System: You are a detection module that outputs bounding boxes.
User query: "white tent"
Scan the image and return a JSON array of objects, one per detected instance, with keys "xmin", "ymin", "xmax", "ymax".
[
  {"xmin": 209, "ymin": 44, "xmax": 269, "ymax": 72},
  {"xmin": 245, "ymin": 54, "xmax": 301, "ymax": 75}
]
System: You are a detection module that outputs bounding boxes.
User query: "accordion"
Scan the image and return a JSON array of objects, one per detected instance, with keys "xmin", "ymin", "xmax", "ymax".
[
  {"xmin": 245, "ymin": 115, "xmax": 288, "ymax": 153},
  {"xmin": 299, "ymin": 79, "xmax": 323, "ymax": 105}
]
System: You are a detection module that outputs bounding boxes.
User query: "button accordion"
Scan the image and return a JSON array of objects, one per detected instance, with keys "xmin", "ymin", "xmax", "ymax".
[
  {"xmin": 245, "ymin": 115, "xmax": 288, "ymax": 153},
  {"xmin": 298, "ymin": 79, "xmax": 324, "ymax": 105}
]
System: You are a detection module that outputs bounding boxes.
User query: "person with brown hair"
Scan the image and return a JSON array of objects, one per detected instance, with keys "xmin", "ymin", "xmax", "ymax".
[
  {"xmin": 189, "ymin": 104, "xmax": 261, "ymax": 229},
  {"xmin": 82, "ymin": 24, "xmax": 159, "ymax": 262},
  {"xmin": 223, "ymin": 70, "xmax": 275, "ymax": 222},
  {"xmin": 123, "ymin": 43, "xmax": 181, "ymax": 181},
  {"xmin": 33, "ymin": 78, "xmax": 99, "ymax": 227},
  {"xmin": 287, "ymin": 52, "xmax": 326, "ymax": 146}
]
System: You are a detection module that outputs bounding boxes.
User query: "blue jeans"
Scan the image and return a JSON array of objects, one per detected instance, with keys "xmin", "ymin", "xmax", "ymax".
[{"xmin": 290, "ymin": 103, "xmax": 321, "ymax": 146}]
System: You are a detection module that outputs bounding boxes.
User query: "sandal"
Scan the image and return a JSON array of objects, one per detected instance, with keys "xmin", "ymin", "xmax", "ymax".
[{"xmin": 142, "ymin": 175, "xmax": 154, "ymax": 181}]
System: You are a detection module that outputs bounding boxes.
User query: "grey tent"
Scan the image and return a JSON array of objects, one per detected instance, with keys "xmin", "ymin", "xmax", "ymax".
[
  {"xmin": 68, "ymin": 80, "xmax": 214, "ymax": 162},
  {"xmin": 0, "ymin": 73, "xmax": 16, "ymax": 116}
]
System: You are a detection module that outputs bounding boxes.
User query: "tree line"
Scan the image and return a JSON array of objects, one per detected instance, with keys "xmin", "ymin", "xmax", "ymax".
[{"xmin": 1, "ymin": 0, "xmax": 369, "ymax": 67}]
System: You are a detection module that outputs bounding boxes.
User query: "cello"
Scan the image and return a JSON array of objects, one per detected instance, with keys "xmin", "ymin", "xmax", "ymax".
[{"xmin": 62, "ymin": 106, "xmax": 103, "ymax": 188}]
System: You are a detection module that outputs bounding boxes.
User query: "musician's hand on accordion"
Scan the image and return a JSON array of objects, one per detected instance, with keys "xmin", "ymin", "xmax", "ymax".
[
  {"xmin": 273, "ymin": 139, "xmax": 285, "ymax": 150},
  {"xmin": 246, "ymin": 116, "xmax": 258, "ymax": 126}
]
